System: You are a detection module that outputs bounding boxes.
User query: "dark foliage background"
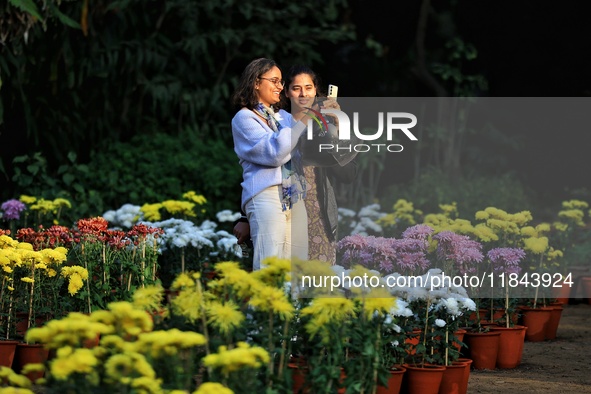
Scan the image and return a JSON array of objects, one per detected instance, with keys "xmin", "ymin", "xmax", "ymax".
[{"xmin": 1, "ymin": 0, "xmax": 590, "ymax": 222}]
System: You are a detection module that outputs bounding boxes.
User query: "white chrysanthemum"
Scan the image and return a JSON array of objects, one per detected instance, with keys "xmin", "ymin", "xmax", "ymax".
[
  {"xmin": 435, "ymin": 318, "xmax": 446, "ymax": 327},
  {"xmin": 459, "ymin": 297, "xmax": 477, "ymax": 311},
  {"xmin": 216, "ymin": 237, "xmax": 239, "ymax": 256},
  {"xmin": 358, "ymin": 203, "xmax": 387, "ymax": 220},
  {"xmin": 200, "ymin": 220, "xmax": 217, "ymax": 231},
  {"xmin": 216, "ymin": 210, "xmax": 242, "ymax": 223},
  {"xmin": 338, "ymin": 207, "xmax": 357, "ymax": 218},
  {"xmin": 442, "ymin": 297, "xmax": 460, "ymax": 316}
]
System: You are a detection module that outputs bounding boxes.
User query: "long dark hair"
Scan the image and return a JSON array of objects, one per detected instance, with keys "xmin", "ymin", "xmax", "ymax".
[
  {"xmin": 231, "ymin": 58, "xmax": 280, "ymax": 111},
  {"xmin": 281, "ymin": 65, "xmax": 325, "ymax": 111}
]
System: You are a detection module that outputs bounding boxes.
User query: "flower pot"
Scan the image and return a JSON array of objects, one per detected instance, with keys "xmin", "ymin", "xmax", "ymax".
[
  {"xmin": 545, "ymin": 304, "xmax": 564, "ymax": 340},
  {"xmin": 15, "ymin": 313, "xmax": 52, "ymax": 338},
  {"xmin": 463, "ymin": 331, "xmax": 501, "ymax": 370},
  {"xmin": 452, "ymin": 329, "xmax": 467, "ymax": 353},
  {"xmin": 455, "ymin": 358, "xmax": 472, "ymax": 394},
  {"xmin": 376, "ymin": 365, "xmax": 406, "ymax": 394},
  {"xmin": 402, "ymin": 364, "xmax": 445, "ymax": 394},
  {"xmin": 490, "ymin": 325, "xmax": 526, "ymax": 369},
  {"xmin": 438, "ymin": 361, "xmax": 466, "ymax": 394},
  {"xmin": 288, "ymin": 363, "xmax": 345, "ymax": 394},
  {"xmin": 551, "ymin": 281, "xmax": 571, "ymax": 305},
  {"xmin": 521, "ymin": 307, "xmax": 552, "ymax": 342},
  {"xmin": 288, "ymin": 363, "xmax": 309, "ymax": 394},
  {"xmin": 404, "ymin": 329, "xmax": 422, "ymax": 355},
  {"xmin": 13, "ymin": 343, "xmax": 49, "ymax": 381},
  {"xmin": 0, "ymin": 340, "xmax": 19, "ymax": 368}
]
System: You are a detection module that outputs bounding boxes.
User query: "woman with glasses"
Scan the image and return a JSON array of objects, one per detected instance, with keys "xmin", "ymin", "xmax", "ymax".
[
  {"xmin": 233, "ymin": 63, "xmax": 357, "ymax": 266},
  {"xmin": 231, "ymin": 58, "xmax": 309, "ymax": 270}
]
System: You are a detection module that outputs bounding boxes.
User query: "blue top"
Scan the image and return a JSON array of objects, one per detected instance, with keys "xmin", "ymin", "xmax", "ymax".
[{"xmin": 232, "ymin": 108, "xmax": 306, "ymax": 211}]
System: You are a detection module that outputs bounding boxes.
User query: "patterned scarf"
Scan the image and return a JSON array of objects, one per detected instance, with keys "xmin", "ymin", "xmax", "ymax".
[{"xmin": 253, "ymin": 103, "xmax": 306, "ymax": 211}]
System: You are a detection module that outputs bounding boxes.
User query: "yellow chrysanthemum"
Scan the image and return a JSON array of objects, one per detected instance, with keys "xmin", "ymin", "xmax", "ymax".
[
  {"xmin": 359, "ymin": 291, "xmax": 397, "ymax": 320},
  {"xmin": 104, "ymin": 352, "xmax": 156, "ymax": 383},
  {"xmin": 207, "ymin": 301, "xmax": 245, "ymax": 334},
  {"xmin": 562, "ymin": 199, "xmax": 589, "ymax": 210},
  {"xmin": 53, "ymin": 198, "xmax": 72, "ymax": 209},
  {"xmin": 133, "ymin": 329, "xmax": 206, "ymax": 358},
  {"xmin": 474, "ymin": 210, "xmax": 489, "ymax": 220},
  {"xmin": 193, "ymin": 382, "xmax": 234, "ymax": 394},
  {"xmin": 301, "ymin": 297, "xmax": 356, "ymax": 339},
  {"xmin": 161, "ymin": 200, "xmax": 196, "ymax": 217},
  {"xmin": 523, "ymin": 236, "xmax": 549, "ymax": 254},
  {"xmin": 170, "ymin": 272, "xmax": 195, "ymax": 289},
  {"xmin": 552, "ymin": 221, "xmax": 568, "ymax": 232},
  {"xmin": 535, "ymin": 222, "xmax": 551, "ymax": 233},
  {"xmin": 130, "ymin": 376, "xmax": 163, "ymax": 394},
  {"xmin": 520, "ymin": 226, "xmax": 537, "ymax": 237},
  {"xmin": 39, "ymin": 248, "xmax": 68, "ymax": 265},
  {"xmin": 203, "ymin": 342, "xmax": 269, "ymax": 375},
  {"xmin": 0, "ymin": 235, "xmax": 18, "ymax": 249},
  {"xmin": 140, "ymin": 203, "xmax": 163, "ymax": 222},
  {"xmin": 558, "ymin": 209, "xmax": 585, "ymax": 226},
  {"xmin": 132, "ymin": 285, "xmax": 164, "ymax": 312},
  {"xmin": 19, "ymin": 195, "xmax": 37, "ymax": 205},
  {"xmin": 171, "ymin": 288, "xmax": 204, "ymax": 323},
  {"xmin": 183, "ymin": 191, "xmax": 208, "ymax": 205},
  {"xmin": 252, "ymin": 256, "xmax": 291, "ymax": 283},
  {"xmin": 472, "ymin": 224, "xmax": 499, "ymax": 242},
  {"xmin": 248, "ymin": 285, "xmax": 294, "ymax": 320},
  {"xmin": 107, "ymin": 302, "xmax": 154, "ymax": 336}
]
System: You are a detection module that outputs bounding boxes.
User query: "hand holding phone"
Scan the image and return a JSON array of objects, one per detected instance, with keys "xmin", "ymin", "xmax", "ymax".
[{"xmin": 327, "ymin": 84, "xmax": 338, "ymax": 98}]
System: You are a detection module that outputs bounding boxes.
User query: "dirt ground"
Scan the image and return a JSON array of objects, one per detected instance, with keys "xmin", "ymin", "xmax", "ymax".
[{"xmin": 468, "ymin": 303, "xmax": 591, "ymax": 393}]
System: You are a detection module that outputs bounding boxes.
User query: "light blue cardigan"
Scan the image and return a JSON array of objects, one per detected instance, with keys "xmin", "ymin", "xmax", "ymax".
[{"xmin": 232, "ymin": 108, "xmax": 306, "ymax": 211}]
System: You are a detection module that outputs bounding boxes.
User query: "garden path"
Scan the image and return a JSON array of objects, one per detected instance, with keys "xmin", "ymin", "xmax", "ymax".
[{"xmin": 468, "ymin": 303, "xmax": 591, "ymax": 393}]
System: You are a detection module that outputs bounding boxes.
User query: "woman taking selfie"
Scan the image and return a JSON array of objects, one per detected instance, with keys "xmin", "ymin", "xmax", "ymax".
[
  {"xmin": 231, "ymin": 58, "xmax": 309, "ymax": 270},
  {"xmin": 233, "ymin": 63, "xmax": 357, "ymax": 267}
]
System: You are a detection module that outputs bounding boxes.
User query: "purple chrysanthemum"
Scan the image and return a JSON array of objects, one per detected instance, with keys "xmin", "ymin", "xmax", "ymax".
[
  {"xmin": 1, "ymin": 199, "xmax": 26, "ymax": 221},
  {"xmin": 488, "ymin": 247, "xmax": 526, "ymax": 275},
  {"xmin": 433, "ymin": 231, "xmax": 484, "ymax": 274}
]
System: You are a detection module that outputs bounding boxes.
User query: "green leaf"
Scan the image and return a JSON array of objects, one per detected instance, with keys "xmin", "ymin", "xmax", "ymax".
[
  {"xmin": 49, "ymin": 3, "xmax": 81, "ymax": 29},
  {"xmin": 8, "ymin": 0, "xmax": 42, "ymax": 20}
]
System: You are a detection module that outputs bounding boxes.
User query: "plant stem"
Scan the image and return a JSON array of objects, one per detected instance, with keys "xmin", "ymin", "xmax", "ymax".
[
  {"xmin": 422, "ymin": 297, "xmax": 431, "ymax": 367},
  {"xmin": 277, "ymin": 318, "xmax": 289, "ymax": 379},
  {"xmin": 445, "ymin": 330, "xmax": 449, "ymax": 366},
  {"xmin": 267, "ymin": 312, "xmax": 275, "ymax": 388},
  {"xmin": 505, "ymin": 276, "xmax": 510, "ymax": 328}
]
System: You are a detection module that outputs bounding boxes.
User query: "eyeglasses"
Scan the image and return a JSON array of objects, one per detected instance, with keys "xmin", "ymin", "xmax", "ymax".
[{"xmin": 259, "ymin": 77, "xmax": 285, "ymax": 88}]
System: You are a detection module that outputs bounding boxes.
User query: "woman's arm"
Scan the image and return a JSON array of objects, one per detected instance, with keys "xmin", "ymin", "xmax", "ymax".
[{"xmin": 232, "ymin": 109, "xmax": 306, "ymax": 167}]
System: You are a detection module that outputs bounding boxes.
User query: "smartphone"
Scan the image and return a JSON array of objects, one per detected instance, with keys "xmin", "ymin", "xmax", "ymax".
[{"xmin": 327, "ymin": 84, "xmax": 338, "ymax": 98}]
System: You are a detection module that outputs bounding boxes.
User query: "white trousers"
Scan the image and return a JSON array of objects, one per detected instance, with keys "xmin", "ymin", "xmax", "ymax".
[{"xmin": 245, "ymin": 185, "xmax": 308, "ymax": 270}]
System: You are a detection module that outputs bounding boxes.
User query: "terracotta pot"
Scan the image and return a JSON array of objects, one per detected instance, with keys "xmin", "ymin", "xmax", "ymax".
[
  {"xmin": 551, "ymin": 281, "xmax": 572, "ymax": 305},
  {"xmin": 402, "ymin": 364, "xmax": 445, "ymax": 394},
  {"xmin": 288, "ymin": 363, "xmax": 345, "ymax": 394},
  {"xmin": 490, "ymin": 325, "xmax": 527, "ymax": 369},
  {"xmin": 521, "ymin": 307, "xmax": 552, "ymax": 342},
  {"xmin": 0, "ymin": 340, "xmax": 19, "ymax": 367},
  {"xmin": 452, "ymin": 329, "xmax": 467, "ymax": 353},
  {"xmin": 83, "ymin": 334, "xmax": 101, "ymax": 348},
  {"xmin": 456, "ymin": 358, "xmax": 473, "ymax": 394},
  {"xmin": 13, "ymin": 343, "xmax": 49, "ymax": 381},
  {"xmin": 545, "ymin": 304, "xmax": 564, "ymax": 340},
  {"xmin": 437, "ymin": 361, "xmax": 466, "ymax": 394},
  {"xmin": 463, "ymin": 331, "xmax": 501, "ymax": 370},
  {"xmin": 289, "ymin": 363, "xmax": 309, "ymax": 394},
  {"xmin": 376, "ymin": 365, "xmax": 406, "ymax": 394},
  {"xmin": 15, "ymin": 313, "xmax": 52, "ymax": 337},
  {"xmin": 404, "ymin": 329, "xmax": 422, "ymax": 355}
]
